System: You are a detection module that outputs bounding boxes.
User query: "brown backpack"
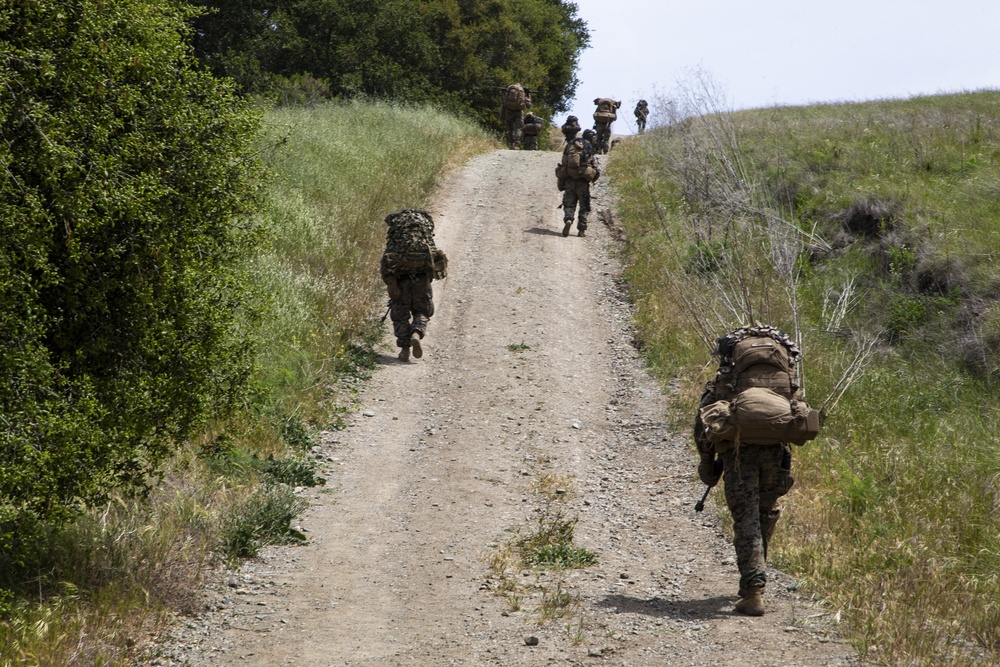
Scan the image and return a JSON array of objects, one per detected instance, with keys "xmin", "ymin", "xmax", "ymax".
[
  {"xmin": 503, "ymin": 84, "xmax": 528, "ymax": 111},
  {"xmin": 593, "ymin": 98, "xmax": 619, "ymax": 123},
  {"xmin": 700, "ymin": 326, "xmax": 820, "ymax": 446},
  {"xmin": 556, "ymin": 138, "xmax": 596, "ymax": 182}
]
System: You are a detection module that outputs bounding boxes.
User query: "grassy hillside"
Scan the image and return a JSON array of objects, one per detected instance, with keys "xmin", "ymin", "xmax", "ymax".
[
  {"xmin": 608, "ymin": 90, "xmax": 1000, "ymax": 666},
  {"xmin": 0, "ymin": 100, "xmax": 494, "ymax": 667}
]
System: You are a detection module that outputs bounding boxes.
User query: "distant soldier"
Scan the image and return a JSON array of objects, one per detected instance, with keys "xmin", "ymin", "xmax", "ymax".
[
  {"xmin": 694, "ymin": 324, "xmax": 820, "ymax": 616},
  {"xmin": 380, "ymin": 210, "xmax": 448, "ymax": 362},
  {"xmin": 554, "ymin": 128, "xmax": 599, "ymax": 237},
  {"xmin": 500, "ymin": 83, "xmax": 532, "ymax": 149},
  {"xmin": 560, "ymin": 115, "xmax": 581, "ymax": 143},
  {"xmin": 634, "ymin": 99, "xmax": 649, "ymax": 134},
  {"xmin": 522, "ymin": 112, "xmax": 544, "ymax": 150},
  {"xmin": 592, "ymin": 97, "xmax": 621, "ymax": 154}
]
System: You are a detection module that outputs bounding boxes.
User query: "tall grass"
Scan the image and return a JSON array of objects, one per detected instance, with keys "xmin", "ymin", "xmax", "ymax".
[
  {"xmin": 0, "ymin": 100, "xmax": 494, "ymax": 666},
  {"xmin": 253, "ymin": 100, "xmax": 494, "ymax": 425},
  {"xmin": 609, "ymin": 86, "xmax": 1000, "ymax": 665}
]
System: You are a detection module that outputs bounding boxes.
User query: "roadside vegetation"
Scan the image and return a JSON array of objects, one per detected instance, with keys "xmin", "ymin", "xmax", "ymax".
[
  {"xmin": 0, "ymin": 94, "xmax": 493, "ymax": 665},
  {"xmin": 608, "ymin": 82, "xmax": 1000, "ymax": 665},
  {"xmin": 486, "ymin": 471, "xmax": 596, "ymax": 631}
]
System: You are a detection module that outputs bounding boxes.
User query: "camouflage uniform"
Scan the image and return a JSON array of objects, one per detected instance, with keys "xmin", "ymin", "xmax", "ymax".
[
  {"xmin": 500, "ymin": 85, "xmax": 531, "ymax": 149},
  {"xmin": 695, "ymin": 324, "xmax": 801, "ymax": 611},
  {"xmin": 502, "ymin": 108, "xmax": 525, "ymax": 149},
  {"xmin": 592, "ymin": 98, "xmax": 621, "ymax": 154},
  {"xmin": 561, "ymin": 131, "xmax": 598, "ymax": 236},
  {"xmin": 719, "ymin": 442, "xmax": 793, "ymax": 592},
  {"xmin": 381, "ymin": 210, "xmax": 439, "ymax": 357},
  {"xmin": 634, "ymin": 100, "xmax": 649, "ymax": 134},
  {"xmin": 522, "ymin": 113, "xmax": 542, "ymax": 150}
]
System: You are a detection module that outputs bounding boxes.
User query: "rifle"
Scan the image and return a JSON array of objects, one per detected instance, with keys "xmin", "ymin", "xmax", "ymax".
[
  {"xmin": 494, "ymin": 86, "xmax": 540, "ymax": 96},
  {"xmin": 693, "ymin": 459, "xmax": 724, "ymax": 512}
]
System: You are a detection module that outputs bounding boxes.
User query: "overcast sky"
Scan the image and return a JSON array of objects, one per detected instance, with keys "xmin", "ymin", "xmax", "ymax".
[{"xmin": 564, "ymin": 0, "xmax": 1000, "ymax": 134}]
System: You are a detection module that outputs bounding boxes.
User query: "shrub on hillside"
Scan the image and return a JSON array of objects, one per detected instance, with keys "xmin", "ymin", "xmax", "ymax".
[{"xmin": 0, "ymin": 0, "xmax": 265, "ymax": 557}]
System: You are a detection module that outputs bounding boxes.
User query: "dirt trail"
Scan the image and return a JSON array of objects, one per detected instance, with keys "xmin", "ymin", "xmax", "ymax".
[{"xmin": 154, "ymin": 150, "xmax": 856, "ymax": 666}]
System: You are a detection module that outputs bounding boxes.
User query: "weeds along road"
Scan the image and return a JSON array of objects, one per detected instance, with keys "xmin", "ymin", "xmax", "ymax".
[{"xmin": 156, "ymin": 149, "xmax": 856, "ymax": 666}]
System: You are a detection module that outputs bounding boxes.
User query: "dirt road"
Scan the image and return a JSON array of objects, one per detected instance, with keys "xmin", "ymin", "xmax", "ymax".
[{"xmin": 154, "ymin": 149, "xmax": 855, "ymax": 666}]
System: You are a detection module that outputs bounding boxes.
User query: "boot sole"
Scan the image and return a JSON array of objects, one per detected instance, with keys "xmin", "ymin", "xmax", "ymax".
[
  {"xmin": 411, "ymin": 336, "xmax": 423, "ymax": 359},
  {"xmin": 562, "ymin": 222, "xmax": 572, "ymax": 237}
]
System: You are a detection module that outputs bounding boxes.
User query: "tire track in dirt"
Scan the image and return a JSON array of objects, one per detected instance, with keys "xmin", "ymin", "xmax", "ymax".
[{"xmin": 152, "ymin": 149, "xmax": 856, "ymax": 667}]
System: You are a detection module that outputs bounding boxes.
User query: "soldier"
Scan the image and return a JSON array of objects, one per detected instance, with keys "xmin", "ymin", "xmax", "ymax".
[
  {"xmin": 522, "ymin": 112, "xmax": 543, "ymax": 150},
  {"xmin": 561, "ymin": 115, "xmax": 581, "ymax": 143},
  {"xmin": 555, "ymin": 128, "xmax": 599, "ymax": 237},
  {"xmin": 634, "ymin": 99, "xmax": 649, "ymax": 134},
  {"xmin": 500, "ymin": 83, "xmax": 532, "ymax": 149},
  {"xmin": 694, "ymin": 325, "xmax": 807, "ymax": 616},
  {"xmin": 380, "ymin": 210, "xmax": 448, "ymax": 362},
  {"xmin": 592, "ymin": 97, "xmax": 621, "ymax": 154}
]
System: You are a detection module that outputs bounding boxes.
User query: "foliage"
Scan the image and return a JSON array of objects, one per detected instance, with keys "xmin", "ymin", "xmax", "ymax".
[
  {"xmin": 609, "ymin": 87, "xmax": 1000, "ymax": 665},
  {"xmin": 0, "ymin": 0, "xmax": 265, "ymax": 551},
  {"xmin": 221, "ymin": 484, "xmax": 306, "ymax": 562},
  {"xmin": 0, "ymin": 97, "xmax": 493, "ymax": 666},
  {"xmin": 190, "ymin": 0, "xmax": 590, "ymax": 129}
]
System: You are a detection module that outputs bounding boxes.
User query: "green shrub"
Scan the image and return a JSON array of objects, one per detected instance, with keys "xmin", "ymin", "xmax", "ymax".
[
  {"xmin": 221, "ymin": 485, "xmax": 306, "ymax": 562},
  {"xmin": 0, "ymin": 0, "xmax": 265, "ymax": 551}
]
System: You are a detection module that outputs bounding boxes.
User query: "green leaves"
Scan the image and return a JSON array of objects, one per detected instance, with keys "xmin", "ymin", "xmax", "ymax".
[
  {"xmin": 0, "ymin": 0, "xmax": 265, "ymax": 547},
  {"xmin": 191, "ymin": 0, "xmax": 589, "ymax": 127}
]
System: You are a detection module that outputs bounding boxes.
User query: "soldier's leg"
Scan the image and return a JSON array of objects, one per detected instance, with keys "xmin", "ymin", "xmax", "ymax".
[
  {"xmin": 403, "ymin": 277, "xmax": 434, "ymax": 359},
  {"xmin": 721, "ymin": 447, "xmax": 767, "ymax": 593},
  {"xmin": 758, "ymin": 444, "xmax": 794, "ymax": 559},
  {"xmin": 389, "ymin": 299, "xmax": 412, "ymax": 349},
  {"xmin": 561, "ymin": 187, "xmax": 579, "ymax": 236},
  {"xmin": 576, "ymin": 181, "xmax": 592, "ymax": 231}
]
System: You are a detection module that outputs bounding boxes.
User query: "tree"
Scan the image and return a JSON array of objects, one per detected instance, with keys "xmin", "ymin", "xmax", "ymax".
[
  {"xmin": 190, "ymin": 0, "xmax": 590, "ymax": 127},
  {"xmin": 0, "ymin": 0, "xmax": 265, "ymax": 552}
]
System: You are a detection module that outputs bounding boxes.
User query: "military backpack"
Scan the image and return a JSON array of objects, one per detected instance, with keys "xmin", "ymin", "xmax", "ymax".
[
  {"xmin": 593, "ymin": 97, "xmax": 619, "ymax": 123},
  {"xmin": 503, "ymin": 84, "xmax": 529, "ymax": 111},
  {"xmin": 381, "ymin": 209, "xmax": 448, "ymax": 280},
  {"xmin": 555, "ymin": 138, "xmax": 597, "ymax": 183},
  {"xmin": 698, "ymin": 325, "xmax": 820, "ymax": 447}
]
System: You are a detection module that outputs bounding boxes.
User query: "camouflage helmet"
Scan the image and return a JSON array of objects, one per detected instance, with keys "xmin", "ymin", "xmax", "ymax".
[
  {"xmin": 566, "ymin": 115, "xmax": 578, "ymax": 123},
  {"xmin": 638, "ymin": 99, "xmax": 647, "ymax": 105}
]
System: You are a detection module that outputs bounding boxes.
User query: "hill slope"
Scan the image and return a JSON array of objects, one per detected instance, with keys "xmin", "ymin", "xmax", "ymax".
[{"xmin": 150, "ymin": 149, "xmax": 852, "ymax": 666}]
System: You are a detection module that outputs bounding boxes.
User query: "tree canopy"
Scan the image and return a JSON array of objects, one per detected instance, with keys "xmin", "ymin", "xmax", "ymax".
[
  {"xmin": 0, "ymin": 0, "xmax": 264, "ymax": 548},
  {"xmin": 191, "ymin": 0, "xmax": 590, "ymax": 127}
]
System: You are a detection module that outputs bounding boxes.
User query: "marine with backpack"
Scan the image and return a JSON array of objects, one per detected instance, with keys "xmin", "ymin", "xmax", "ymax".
[
  {"xmin": 380, "ymin": 210, "xmax": 447, "ymax": 361},
  {"xmin": 692, "ymin": 323, "xmax": 822, "ymax": 617},
  {"xmin": 697, "ymin": 325, "xmax": 820, "ymax": 448}
]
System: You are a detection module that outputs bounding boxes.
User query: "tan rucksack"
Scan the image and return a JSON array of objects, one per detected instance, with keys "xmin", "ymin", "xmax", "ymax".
[
  {"xmin": 504, "ymin": 84, "xmax": 528, "ymax": 111},
  {"xmin": 593, "ymin": 97, "xmax": 619, "ymax": 123},
  {"xmin": 556, "ymin": 138, "xmax": 596, "ymax": 182},
  {"xmin": 699, "ymin": 326, "xmax": 820, "ymax": 446}
]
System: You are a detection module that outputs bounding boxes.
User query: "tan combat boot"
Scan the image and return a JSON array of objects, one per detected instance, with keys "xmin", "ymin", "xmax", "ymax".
[
  {"xmin": 562, "ymin": 220, "xmax": 572, "ymax": 237},
  {"xmin": 398, "ymin": 346, "xmax": 410, "ymax": 362},
  {"xmin": 735, "ymin": 587, "xmax": 765, "ymax": 616},
  {"xmin": 578, "ymin": 229, "xmax": 586, "ymax": 237},
  {"xmin": 410, "ymin": 332, "xmax": 423, "ymax": 359}
]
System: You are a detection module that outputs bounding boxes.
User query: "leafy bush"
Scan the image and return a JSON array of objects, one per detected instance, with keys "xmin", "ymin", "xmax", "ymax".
[{"xmin": 0, "ymin": 0, "xmax": 265, "ymax": 549}]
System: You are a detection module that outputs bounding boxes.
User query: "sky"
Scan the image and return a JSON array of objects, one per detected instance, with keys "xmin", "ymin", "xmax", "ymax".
[{"xmin": 564, "ymin": 0, "xmax": 1000, "ymax": 134}]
